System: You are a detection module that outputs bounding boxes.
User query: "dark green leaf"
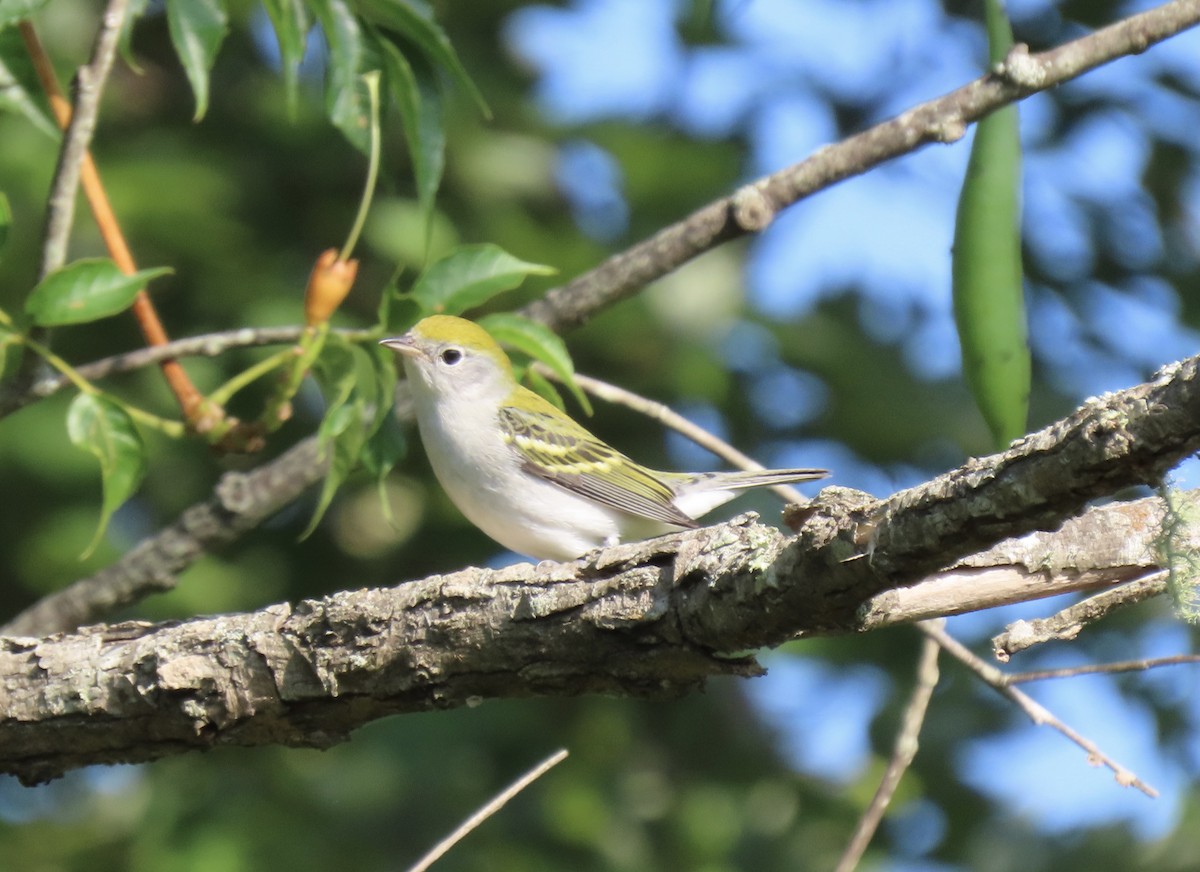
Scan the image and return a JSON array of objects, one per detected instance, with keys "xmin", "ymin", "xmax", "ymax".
[
  {"xmin": 0, "ymin": 0, "xmax": 52, "ymax": 30},
  {"xmin": 117, "ymin": 0, "xmax": 151, "ymax": 74},
  {"xmin": 524, "ymin": 366, "xmax": 565, "ymax": 412},
  {"xmin": 262, "ymin": 0, "xmax": 310, "ymax": 114},
  {"xmin": 952, "ymin": 0, "xmax": 1028, "ymax": 448},
  {"xmin": 165, "ymin": 0, "xmax": 229, "ymax": 121},
  {"xmin": 303, "ymin": 398, "xmax": 367, "ymax": 539},
  {"xmin": 479, "ymin": 312, "xmax": 592, "ymax": 416},
  {"xmin": 26, "ymin": 259, "xmax": 172, "ymax": 326},
  {"xmin": 0, "ymin": 27, "xmax": 57, "ymax": 137},
  {"xmin": 353, "ymin": 0, "xmax": 488, "ymax": 118},
  {"xmin": 66, "ymin": 393, "xmax": 147, "ymax": 558},
  {"xmin": 409, "ymin": 244, "xmax": 555, "ymax": 316},
  {"xmin": 374, "ymin": 33, "xmax": 443, "ymax": 242},
  {"xmin": 0, "ymin": 190, "xmax": 10, "ymax": 258},
  {"xmin": 361, "ymin": 413, "xmax": 407, "ymax": 525},
  {"xmin": 308, "ymin": 0, "xmax": 371, "ymax": 152}
]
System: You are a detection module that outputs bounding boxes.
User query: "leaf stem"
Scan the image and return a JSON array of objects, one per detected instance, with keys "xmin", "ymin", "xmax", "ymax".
[{"xmin": 208, "ymin": 348, "xmax": 297, "ymax": 407}]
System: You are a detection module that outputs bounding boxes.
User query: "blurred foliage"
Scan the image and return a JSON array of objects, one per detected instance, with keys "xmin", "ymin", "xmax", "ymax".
[{"xmin": 1, "ymin": 0, "xmax": 1199, "ymax": 871}]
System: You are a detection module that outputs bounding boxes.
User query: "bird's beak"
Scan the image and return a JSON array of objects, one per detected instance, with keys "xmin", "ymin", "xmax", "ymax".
[{"xmin": 379, "ymin": 334, "xmax": 425, "ymax": 361}]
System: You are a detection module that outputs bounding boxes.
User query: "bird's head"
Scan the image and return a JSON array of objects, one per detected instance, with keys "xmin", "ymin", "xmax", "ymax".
[{"xmin": 380, "ymin": 315, "xmax": 516, "ymax": 402}]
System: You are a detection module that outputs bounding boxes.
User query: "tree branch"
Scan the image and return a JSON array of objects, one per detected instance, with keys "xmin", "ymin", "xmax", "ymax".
[
  {"xmin": 3, "ymin": 353, "xmax": 1199, "ymax": 781},
  {"xmin": 519, "ymin": 0, "xmax": 1200, "ymax": 333}
]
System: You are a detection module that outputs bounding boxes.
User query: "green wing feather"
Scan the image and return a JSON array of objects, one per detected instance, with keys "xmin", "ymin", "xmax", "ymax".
[{"xmin": 498, "ymin": 403, "xmax": 698, "ymax": 529}]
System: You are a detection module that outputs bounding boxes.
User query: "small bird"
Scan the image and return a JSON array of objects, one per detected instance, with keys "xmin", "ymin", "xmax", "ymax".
[{"xmin": 381, "ymin": 315, "xmax": 829, "ymax": 561}]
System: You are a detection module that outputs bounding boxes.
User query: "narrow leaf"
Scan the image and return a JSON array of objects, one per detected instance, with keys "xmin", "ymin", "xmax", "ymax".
[
  {"xmin": 67, "ymin": 393, "xmax": 147, "ymax": 558},
  {"xmin": 165, "ymin": 0, "xmax": 229, "ymax": 121},
  {"xmin": 0, "ymin": 191, "xmax": 10, "ymax": 259},
  {"xmin": 524, "ymin": 366, "xmax": 565, "ymax": 412},
  {"xmin": 353, "ymin": 0, "xmax": 489, "ymax": 118},
  {"xmin": 0, "ymin": 27, "xmax": 57, "ymax": 137},
  {"xmin": 479, "ymin": 312, "xmax": 592, "ymax": 416},
  {"xmin": 374, "ymin": 33, "xmax": 443, "ymax": 242},
  {"xmin": 361, "ymin": 414, "xmax": 407, "ymax": 526},
  {"xmin": 262, "ymin": 0, "xmax": 310, "ymax": 113},
  {"xmin": 302, "ymin": 399, "xmax": 367, "ymax": 538},
  {"xmin": 308, "ymin": 0, "xmax": 371, "ymax": 152},
  {"xmin": 26, "ymin": 259, "xmax": 172, "ymax": 326},
  {"xmin": 409, "ymin": 244, "xmax": 555, "ymax": 316},
  {"xmin": 952, "ymin": 0, "xmax": 1028, "ymax": 448}
]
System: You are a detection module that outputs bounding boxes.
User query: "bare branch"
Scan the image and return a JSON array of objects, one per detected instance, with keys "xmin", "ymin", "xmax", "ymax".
[
  {"xmin": 406, "ymin": 749, "xmax": 569, "ymax": 872},
  {"xmin": 834, "ymin": 627, "xmax": 940, "ymax": 872},
  {"xmin": 1007, "ymin": 654, "xmax": 1200, "ymax": 684},
  {"xmin": 918, "ymin": 622, "xmax": 1158, "ymax": 798},
  {"xmin": 993, "ymin": 571, "xmax": 1171, "ymax": 660}
]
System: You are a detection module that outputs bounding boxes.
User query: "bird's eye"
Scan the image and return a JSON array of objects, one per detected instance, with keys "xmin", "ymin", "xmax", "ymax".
[{"xmin": 440, "ymin": 348, "xmax": 463, "ymax": 366}]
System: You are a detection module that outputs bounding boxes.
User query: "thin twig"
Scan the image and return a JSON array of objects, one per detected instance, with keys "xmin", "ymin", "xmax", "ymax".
[
  {"xmin": 35, "ymin": 0, "xmax": 130, "ymax": 280},
  {"xmin": 834, "ymin": 626, "xmax": 941, "ymax": 872},
  {"xmin": 992, "ymin": 571, "xmax": 1170, "ymax": 661},
  {"xmin": 0, "ymin": 326, "xmax": 376, "ymax": 419},
  {"xmin": 405, "ymin": 749, "xmax": 569, "ymax": 872},
  {"xmin": 545, "ymin": 367, "xmax": 807, "ymax": 504},
  {"xmin": 17, "ymin": 15, "xmax": 207, "ymax": 421},
  {"xmin": 918, "ymin": 622, "xmax": 1158, "ymax": 798},
  {"xmin": 1008, "ymin": 654, "xmax": 1200, "ymax": 684}
]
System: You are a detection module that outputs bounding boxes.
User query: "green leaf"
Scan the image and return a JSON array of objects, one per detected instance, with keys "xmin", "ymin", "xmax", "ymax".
[
  {"xmin": 0, "ymin": 27, "xmax": 57, "ymax": 137},
  {"xmin": 26, "ymin": 259, "xmax": 172, "ymax": 326},
  {"xmin": 302, "ymin": 398, "xmax": 367, "ymax": 539},
  {"xmin": 66, "ymin": 393, "xmax": 148, "ymax": 558},
  {"xmin": 374, "ymin": 33, "xmax": 443, "ymax": 243},
  {"xmin": 361, "ymin": 414, "xmax": 407, "ymax": 526},
  {"xmin": 165, "ymin": 0, "xmax": 229, "ymax": 121},
  {"xmin": 478, "ymin": 312, "xmax": 593, "ymax": 416},
  {"xmin": 524, "ymin": 366, "xmax": 565, "ymax": 412},
  {"xmin": 353, "ymin": 0, "xmax": 489, "ymax": 118},
  {"xmin": 308, "ymin": 0, "xmax": 371, "ymax": 152},
  {"xmin": 0, "ymin": 0, "xmax": 52, "ymax": 30},
  {"xmin": 0, "ymin": 321, "xmax": 18, "ymax": 380},
  {"xmin": 409, "ymin": 244, "xmax": 555, "ymax": 316},
  {"xmin": 952, "ymin": 0, "xmax": 1028, "ymax": 448},
  {"xmin": 117, "ymin": 0, "xmax": 150, "ymax": 74},
  {"xmin": 262, "ymin": 0, "xmax": 310, "ymax": 114},
  {"xmin": 0, "ymin": 191, "xmax": 10, "ymax": 259}
]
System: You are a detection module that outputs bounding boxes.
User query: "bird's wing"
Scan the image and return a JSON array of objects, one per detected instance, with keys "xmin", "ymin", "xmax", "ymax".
[{"xmin": 498, "ymin": 404, "xmax": 698, "ymax": 528}]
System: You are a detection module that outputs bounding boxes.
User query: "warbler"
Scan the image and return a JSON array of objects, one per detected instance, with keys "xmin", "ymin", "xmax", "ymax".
[{"xmin": 381, "ymin": 315, "xmax": 828, "ymax": 561}]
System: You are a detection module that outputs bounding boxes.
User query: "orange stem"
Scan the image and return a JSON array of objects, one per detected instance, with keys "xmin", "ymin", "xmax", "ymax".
[{"xmin": 19, "ymin": 21, "xmax": 205, "ymax": 419}]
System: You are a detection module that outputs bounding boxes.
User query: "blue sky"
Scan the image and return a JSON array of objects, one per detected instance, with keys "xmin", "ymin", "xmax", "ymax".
[{"xmin": 505, "ymin": 0, "xmax": 1200, "ymax": 854}]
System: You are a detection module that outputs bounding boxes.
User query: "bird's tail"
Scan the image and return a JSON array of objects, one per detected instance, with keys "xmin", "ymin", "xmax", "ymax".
[
  {"xmin": 668, "ymin": 467, "xmax": 828, "ymax": 520},
  {"xmin": 683, "ymin": 467, "xmax": 829, "ymax": 492}
]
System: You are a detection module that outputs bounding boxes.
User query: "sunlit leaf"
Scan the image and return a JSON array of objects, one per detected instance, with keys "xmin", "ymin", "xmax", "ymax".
[
  {"xmin": 409, "ymin": 244, "xmax": 555, "ymax": 316},
  {"xmin": 353, "ymin": 0, "xmax": 488, "ymax": 118},
  {"xmin": 479, "ymin": 312, "xmax": 592, "ymax": 416},
  {"xmin": 26, "ymin": 259, "xmax": 172, "ymax": 326},
  {"xmin": 66, "ymin": 393, "xmax": 147, "ymax": 558},
  {"xmin": 952, "ymin": 0, "xmax": 1028, "ymax": 448},
  {"xmin": 0, "ymin": 27, "xmax": 57, "ymax": 137},
  {"xmin": 262, "ymin": 0, "xmax": 310, "ymax": 113},
  {"xmin": 165, "ymin": 0, "xmax": 229, "ymax": 121}
]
